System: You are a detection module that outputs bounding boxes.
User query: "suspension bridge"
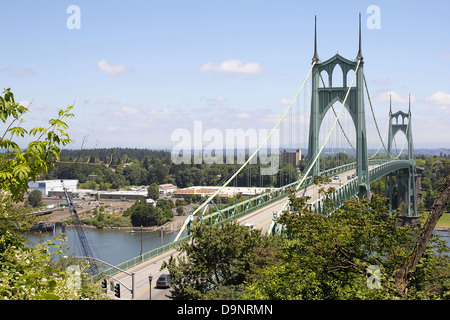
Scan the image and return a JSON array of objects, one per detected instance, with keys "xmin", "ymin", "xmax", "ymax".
[{"xmin": 102, "ymin": 14, "xmax": 422, "ymax": 299}]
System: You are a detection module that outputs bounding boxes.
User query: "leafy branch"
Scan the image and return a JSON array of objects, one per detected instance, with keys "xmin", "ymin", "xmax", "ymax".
[{"xmin": 0, "ymin": 88, "xmax": 74, "ymax": 202}]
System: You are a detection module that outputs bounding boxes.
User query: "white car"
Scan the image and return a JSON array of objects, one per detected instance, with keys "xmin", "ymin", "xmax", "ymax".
[{"xmin": 333, "ymin": 176, "xmax": 339, "ymax": 180}]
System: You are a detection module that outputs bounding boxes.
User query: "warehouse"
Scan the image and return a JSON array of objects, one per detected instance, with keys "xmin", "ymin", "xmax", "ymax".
[{"xmin": 28, "ymin": 179, "xmax": 78, "ymax": 196}]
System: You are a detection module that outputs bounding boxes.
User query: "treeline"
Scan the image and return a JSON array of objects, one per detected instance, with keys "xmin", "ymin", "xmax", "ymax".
[
  {"xmin": 59, "ymin": 148, "xmax": 171, "ymax": 165},
  {"xmin": 45, "ymin": 149, "xmax": 449, "ymax": 204},
  {"xmin": 44, "ymin": 148, "xmax": 304, "ymax": 189},
  {"xmin": 369, "ymin": 155, "xmax": 450, "ymax": 212},
  {"xmin": 416, "ymin": 155, "xmax": 450, "ymax": 211}
]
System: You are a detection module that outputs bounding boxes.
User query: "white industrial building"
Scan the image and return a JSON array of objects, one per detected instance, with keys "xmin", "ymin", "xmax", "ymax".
[
  {"xmin": 28, "ymin": 179, "xmax": 78, "ymax": 196},
  {"xmin": 159, "ymin": 184, "xmax": 178, "ymax": 195}
]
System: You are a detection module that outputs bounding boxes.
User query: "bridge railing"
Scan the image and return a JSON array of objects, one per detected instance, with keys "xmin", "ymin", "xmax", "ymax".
[
  {"xmin": 103, "ymin": 234, "xmax": 193, "ymax": 277},
  {"xmin": 199, "ymin": 160, "xmax": 367, "ymax": 225},
  {"xmin": 309, "ymin": 159, "xmax": 413, "ymax": 215}
]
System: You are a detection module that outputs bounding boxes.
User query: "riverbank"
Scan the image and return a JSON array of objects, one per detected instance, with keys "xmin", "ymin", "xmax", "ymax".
[
  {"xmin": 424, "ymin": 211, "xmax": 450, "ymax": 231},
  {"xmin": 60, "ymin": 215, "xmax": 186, "ymax": 232}
]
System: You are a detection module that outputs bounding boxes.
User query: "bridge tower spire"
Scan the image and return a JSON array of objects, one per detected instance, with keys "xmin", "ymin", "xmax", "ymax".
[
  {"xmin": 312, "ymin": 15, "xmax": 319, "ymax": 63},
  {"xmin": 307, "ymin": 14, "xmax": 370, "ymax": 198}
]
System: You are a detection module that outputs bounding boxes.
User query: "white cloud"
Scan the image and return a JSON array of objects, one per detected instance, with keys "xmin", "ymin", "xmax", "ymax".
[
  {"xmin": 373, "ymin": 78, "xmax": 390, "ymax": 86},
  {"xmin": 121, "ymin": 106, "xmax": 139, "ymax": 114},
  {"xmin": 375, "ymin": 91, "xmax": 416, "ymax": 104},
  {"xmin": 206, "ymin": 96, "xmax": 228, "ymax": 107},
  {"xmin": 198, "ymin": 58, "xmax": 263, "ymax": 74},
  {"xmin": 114, "ymin": 106, "xmax": 139, "ymax": 117},
  {"xmin": 237, "ymin": 112, "xmax": 251, "ymax": 119},
  {"xmin": 278, "ymin": 98, "xmax": 292, "ymax": 105},
  {"xmin": 0, "ymin": 67, "xmax": 36, "ymax": 76},
  {"xmin": 439, "ymin": 106, "xmax": 450, "ymax": 115},
  {"xmin": 147, "ymin": 108, "xmax": 178, "ymax": 115},
  {"xmin": 259, "ymin": 113, "xmax": 282, "ymax": 123},
  {"xmin": 14, "ymin": 68, "xmax": 35, "ymax": 76},
  {"xmin": 425, "ymin": 91, "xmax": 450, "ymax": 105},
  {"xmin": 98, "ymin": 59, "xmax": 129, "ymax": 75},
  {"xmin": 19, "ymin": 100, "xmax": 45, "ymax": 110},
  {"xmin": 97, "ymin": 99, "xmax": 120, "ymax": 104}
]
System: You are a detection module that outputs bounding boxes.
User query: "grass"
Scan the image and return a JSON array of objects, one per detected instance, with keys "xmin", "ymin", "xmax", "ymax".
[{"xmin": 422, "ymin": 210, "xmax": 450, "ymax": 227}]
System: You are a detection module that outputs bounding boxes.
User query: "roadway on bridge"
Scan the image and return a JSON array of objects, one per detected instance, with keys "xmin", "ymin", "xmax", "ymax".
[{"xmin": 112, "ymin": 166, "xmax": 368, "ymax": 300}]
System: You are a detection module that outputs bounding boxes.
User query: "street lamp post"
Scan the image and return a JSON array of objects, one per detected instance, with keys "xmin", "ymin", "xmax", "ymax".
[
  {"xmin": 148, "ymin": 274, "xmax": 153, "ymax": 300},
  {"xmin": 160, "ymin": 226, "xmax": 165, "ymax": 247},
  {"xmin": 140, "ymin": 225, "xmax": 143, "ymax": 260}
]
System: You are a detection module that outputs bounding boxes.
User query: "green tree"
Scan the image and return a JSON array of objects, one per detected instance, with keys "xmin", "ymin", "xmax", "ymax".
[
  {"xmin": 0, "ymin": 88, "xmax": 73, "ymax": 202},
  {"xmin": 156, "ymin": 199, "xmax": 174, "ymax": 223},
  {"xmin": 0, "ymin": 226, "xmax": 106, "ymax": 300},
  {"xmin": 242, "ymin": 187, "xmax": 450, "ymax": 300},
  {"xmin": 27, "ymin": 190, "xmax": 43, "ymax": 208},
  {"xmin": 0, "ymin": 90, "xmax": 108, "ymax": 300},
  {"xmin": 123, "ymin": 163, "xmax": 146, "ymax": 186},
  {"xmin": 147, "ymin": 182, "xmax": 159, "ymax": 200},
  {"xmin": 125, "ymin": 199, "xmax": 171, "ymax": 227},
  {"xmin": 162, "ymin": 222, "xmax": 282, "ymax": 300}
]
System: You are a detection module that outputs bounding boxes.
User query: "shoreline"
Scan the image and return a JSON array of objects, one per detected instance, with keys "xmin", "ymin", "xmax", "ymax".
[
  {"xmin": 54, "ymin": 221, "xmax": 450, "ymax": 233},
  {"xmin": 58, "ymin": 215, "xmax": 186, "ymax": 232}
]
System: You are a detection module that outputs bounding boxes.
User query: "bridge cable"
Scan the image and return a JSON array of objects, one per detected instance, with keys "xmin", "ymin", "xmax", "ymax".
[
  {"xmin": 390, "ymin": 117, "xmax": 409, "ymax": 159},
  {"xmin": 319, "ymin": 73, "xmax": 356, "ymax": 152},
  {"xmin": 173, "ymin": 61, "xmax": 318, "ymax": 242},
  {"xmin": 363, "ymin": 75, "xmax": 389, "ymax": 158},
  {"xmin": 271, "ymin": 59, "xmax": 362, "ymax": 227}
]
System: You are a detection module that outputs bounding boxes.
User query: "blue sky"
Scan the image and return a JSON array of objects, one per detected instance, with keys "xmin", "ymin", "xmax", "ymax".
[{"xmin": 1, "ymin": 0, "xmax": 449, "ymax": 150}]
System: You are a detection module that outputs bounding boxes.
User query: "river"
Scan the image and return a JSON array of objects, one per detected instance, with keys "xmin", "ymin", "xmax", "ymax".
[{"xmin": 26, "ymin": 226, "xmax": 188, "ymax": 267}]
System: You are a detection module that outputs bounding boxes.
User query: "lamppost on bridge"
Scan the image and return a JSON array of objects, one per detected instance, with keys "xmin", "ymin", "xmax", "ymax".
[
  {"xmin": 140, "ymin": 225, "xmax": 143, "ymax": 260},
  {"xmin": 148, "ymin": 274, "xmax": 153, "ymax": 300},
  {"xmin": 160, "ymin": 226, "xmax": 165, "ymax": 247}
]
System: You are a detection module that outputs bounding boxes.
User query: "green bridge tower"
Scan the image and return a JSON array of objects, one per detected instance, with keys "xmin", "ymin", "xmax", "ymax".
[
  {"xmin": 307, "ymin": 14, "xmax": 370, "ymax": 198},
  {"xmin": 386, "ymin": 96, "xmax": 419, "ymax": 216}
]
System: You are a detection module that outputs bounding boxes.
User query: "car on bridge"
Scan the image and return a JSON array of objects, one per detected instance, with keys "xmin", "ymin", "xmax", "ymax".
[
  {"xmin": 156, "ymin": 274, "xmax": 171, "ymax": 288},
  {"xmin": 333, "ymin": 175, "xmax": 339, "ymax": 180}
]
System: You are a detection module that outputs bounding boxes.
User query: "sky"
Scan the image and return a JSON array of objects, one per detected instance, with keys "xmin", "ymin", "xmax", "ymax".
[{"xmin": 1, "ymin": 0, "xmax": 449, "ymax": 151}]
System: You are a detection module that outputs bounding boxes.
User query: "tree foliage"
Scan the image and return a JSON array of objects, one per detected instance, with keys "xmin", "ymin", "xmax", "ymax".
[
  {"xmin": 0, "ymin": 89, "xmax": 108, "ymax": 300},
  {"xmin": 0, "ymin": 88, "xmax": 73, "ymax": 202},
  {"xmin": 162, "ymin": 180, "xmax": 450, "ymax": 300},
  {"xmin": 147, "ymin": 182, "xmax": 159, "ymax": 200},
  {"xmin": 0, "ymin": 227, "xmax": 106, "ymax": 300},
  {"xmin": 162, "ymin": 222, "xmax": 283, "ymax": 300},
  {"xmin": 124, "ymin": 199, "xmax": 173, "ymax": 227},
  {"xmin": 27, "ymin": 190, "xmax": 43, "ymax": 208},
  {"xmin": 243, "ymin": 188, "xmax": 450, "ymax": 300}
]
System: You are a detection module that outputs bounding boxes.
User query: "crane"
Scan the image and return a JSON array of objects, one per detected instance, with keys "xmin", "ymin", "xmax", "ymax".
[{"xmin": 61, "ymin": 180, "xmax": 99, "ymax": 274}]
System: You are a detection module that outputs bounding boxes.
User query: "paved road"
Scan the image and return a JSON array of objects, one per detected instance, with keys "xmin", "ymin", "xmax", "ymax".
[{"xmin": 112, "ymin": 167, "xmax": 373, "ymax": 300}]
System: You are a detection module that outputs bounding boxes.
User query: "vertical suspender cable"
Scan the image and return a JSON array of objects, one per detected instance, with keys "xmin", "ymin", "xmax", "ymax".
[
  {"xmin": 174, "ymin": 61, "xmax": 317, "ymax": 242},
  {"xmin": 272, "ymin": 59, "xmax": 362, "ymax": 222}
]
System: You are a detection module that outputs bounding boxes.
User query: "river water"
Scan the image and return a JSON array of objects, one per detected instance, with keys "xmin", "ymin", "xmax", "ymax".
[
  {"xmin": 26, "ymin": 226, "xmax": 188, "ymax": 267},
  {"xmin": 26, "ymin": 227, "xmax": 449, "ymax": 268}
]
